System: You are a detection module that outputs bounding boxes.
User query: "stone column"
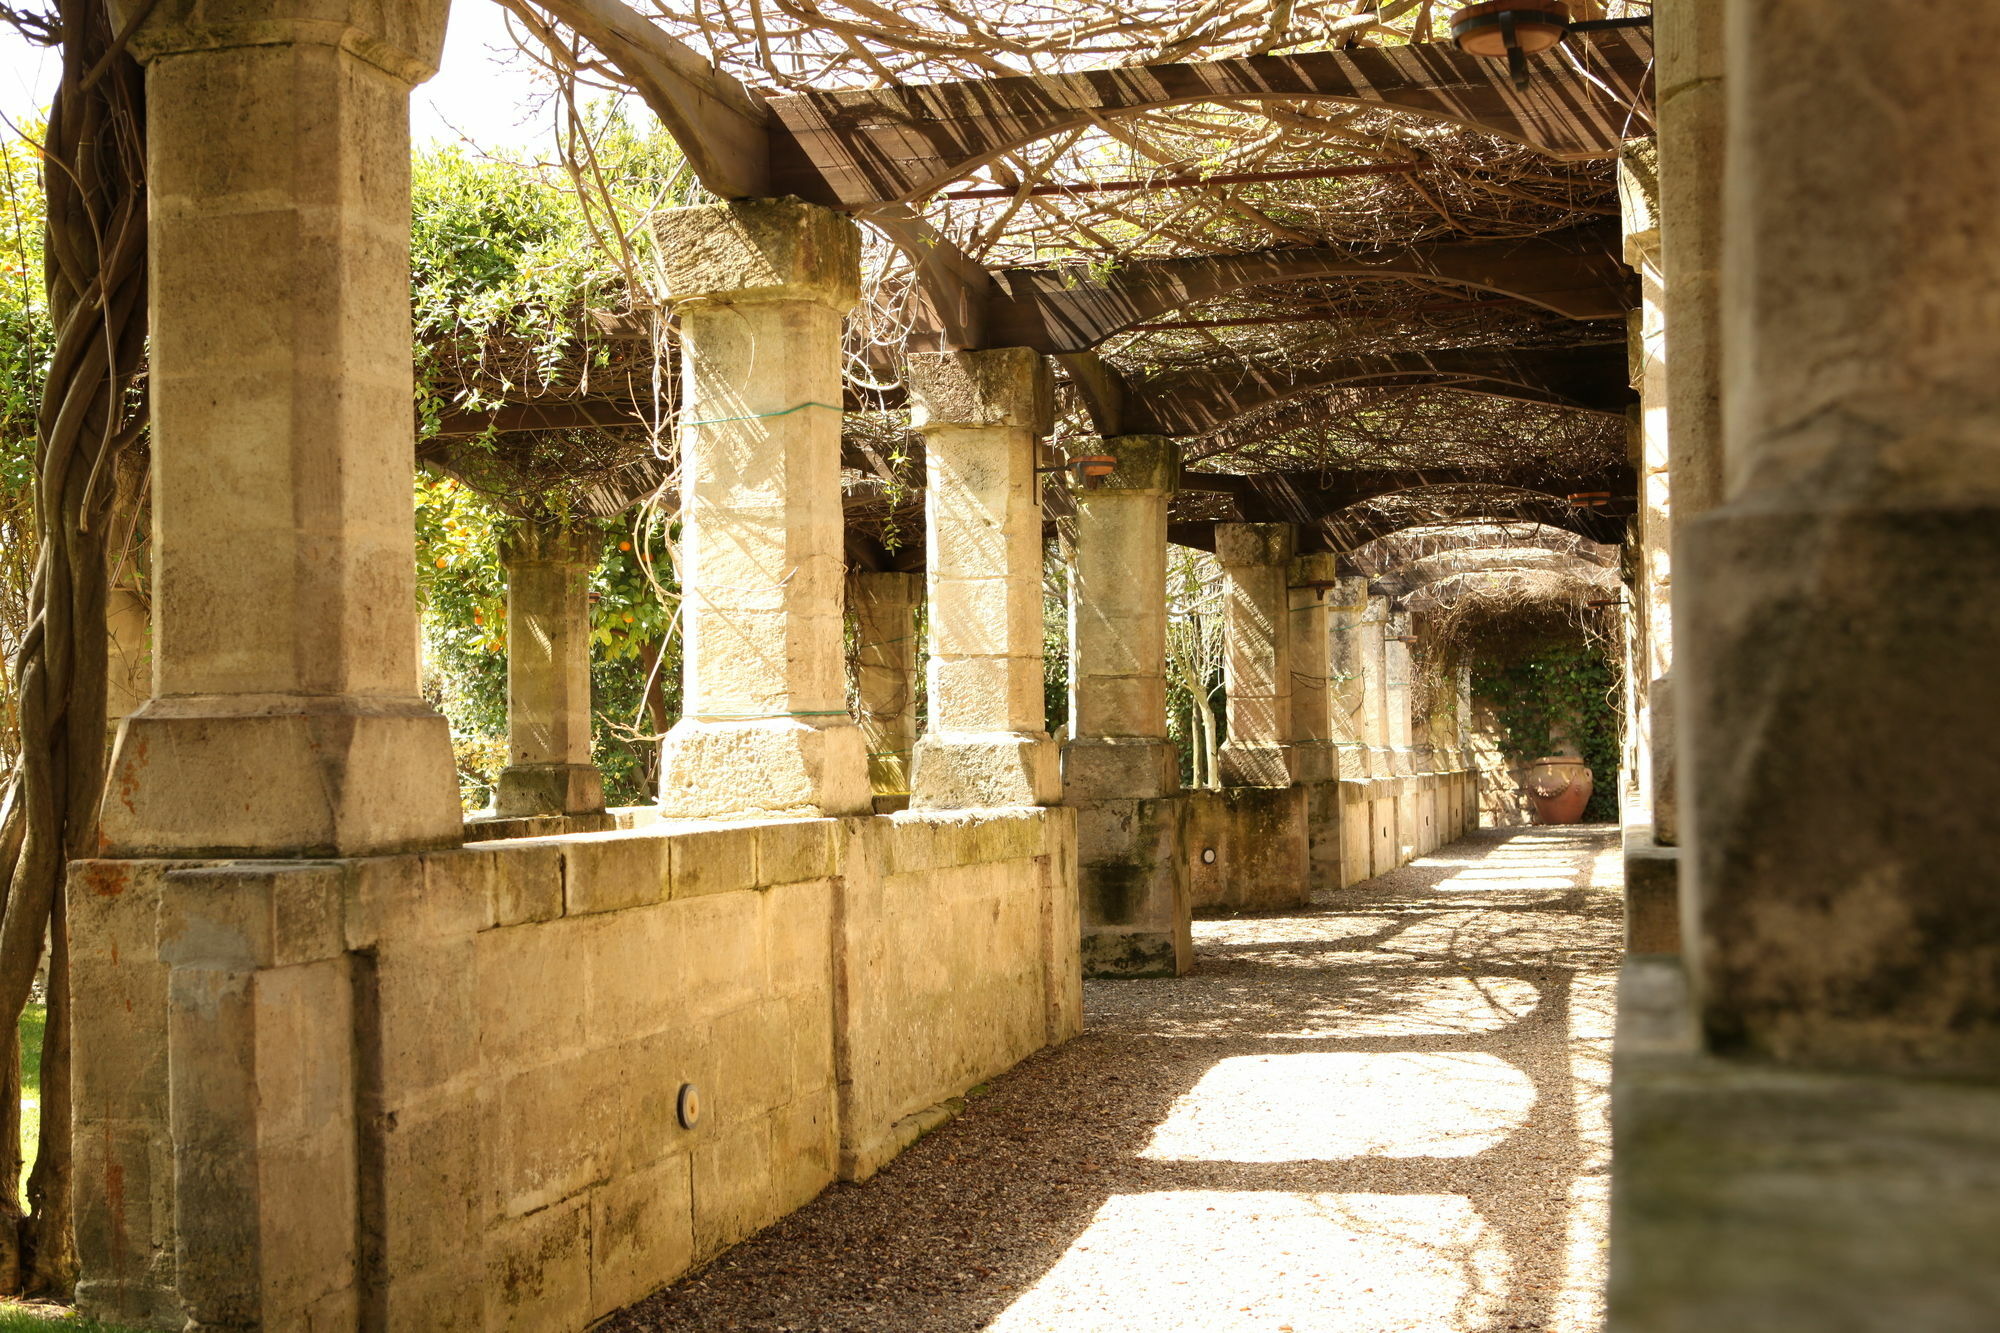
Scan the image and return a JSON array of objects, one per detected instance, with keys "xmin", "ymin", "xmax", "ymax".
[
  {"xmin": 1327, "ymin": 573, "xmax": 1371, "ymax": 778},
  {"xmin": 1287, "ymin": 552, "xmax": 1340, "ymax": 783},
  {"xmin": 906, "ymin": 349, "xmax": 1059, "ymax": 807},
  {"xmin": 849, "ymin": 570, "xmax": 921, "ymax": 797},
  {"xmin": 1658, "ymin": 0, "xmax": 1725, "ymax": 527},
  {"xmin": 1065, "ymin": 436, "xmax": 1181, "ymax": 799},
  {"xmin": 494, "ymin": 525, "xmax": 605, "ymax": 817},
  {"xmin": 1679, "ymin": 0, "xmax": 2000, "ymax": 1072},
  {"xmin": 654, "ymin": 198, "xmax": 870, "ymax": 818},
  {"xmin": 1065, "ymin": 436, "xmax": 1190, "ymax": 977},
  {"xmin": 98, "ymin": 4, "xmax": 459, "ymax": 858},
  {"xmin": 1382, "ymin": 609, "xmax": 1416, "ymax": 775},
  {"xmin": 1358, "ymin": 593, "xmax": 1394, "ymax": 776},
  {"xmin": 1215, "ymin": 523, "xmax": 1295, "ymax": 787},
  {"xmin": 1289, "ymin": 552, "xmax": 1344, "ymax": 885}
]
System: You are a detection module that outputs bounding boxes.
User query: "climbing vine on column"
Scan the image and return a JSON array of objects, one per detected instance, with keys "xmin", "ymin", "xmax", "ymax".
[{"xmin": 0, "ymin": 0, "xmax": 147, "ymax": 1294}]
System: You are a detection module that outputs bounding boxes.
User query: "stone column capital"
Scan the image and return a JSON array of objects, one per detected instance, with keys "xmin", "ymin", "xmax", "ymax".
[
  {"xmin": 116, "ymin": 1, "xmax": 450, "ymax": 83},
  {"xmin": 1289, "ymin": 552, "xmax": 1340, "ymax": 587},
  {"xmin": 1618, "ymin": 136, "xmax": 1662, "ymax": 269},
  {"xmin": 908, "ymin": 348, "xmax": 1053, "ymax": 434},
  {"xmin": 1215, "ymin": 521, "xmax": 1296, "ymax": 569},
  {"xmin": 655, "ymin": 198, "xmax": 861, "ymax": 311},
  {"xmin": 499, "ymin": 523, "xmax": 600, "ymax": 570},
  {"xmin": 1093, "ymin": 436, "xmax": 1181, "ymax": 495}
]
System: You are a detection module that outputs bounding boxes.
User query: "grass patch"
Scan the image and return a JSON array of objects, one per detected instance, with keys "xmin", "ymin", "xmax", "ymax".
[
  {"xmin": 17, "ymin": 1002, "xmax": 42, "ymax": 1204},
  {"xmin": 0, "ymin": 1302, "xmax": 142, "ymax": 1331}
]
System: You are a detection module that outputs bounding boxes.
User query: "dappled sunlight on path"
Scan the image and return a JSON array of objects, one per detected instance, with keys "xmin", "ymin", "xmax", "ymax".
[{"xmin": 607, "ymin": 824, "xmax": 1622, "ymax": 1332}]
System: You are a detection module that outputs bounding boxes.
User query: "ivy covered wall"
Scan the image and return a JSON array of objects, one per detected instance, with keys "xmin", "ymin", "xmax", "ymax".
[{"xmin": 1472, "ymin": 635, "xmax": 1623, "ymax": 823}]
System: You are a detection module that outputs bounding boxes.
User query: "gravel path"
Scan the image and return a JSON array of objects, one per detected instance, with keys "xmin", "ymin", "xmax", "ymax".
[{"xmin": 606, "ymin": 824, "xmax": 1625, "ymax": 1333}]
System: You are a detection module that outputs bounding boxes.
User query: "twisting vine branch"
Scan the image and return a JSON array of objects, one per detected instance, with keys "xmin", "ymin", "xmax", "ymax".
[{"xmin": 0, "ymin": 0, "xmax": 147, "ymax": 1295}]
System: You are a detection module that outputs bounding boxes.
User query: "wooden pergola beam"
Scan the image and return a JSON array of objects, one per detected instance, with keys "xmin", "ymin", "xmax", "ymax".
[{"xmin": 969, "ymin": 223, "xmax": 1633, "ymax": 353}]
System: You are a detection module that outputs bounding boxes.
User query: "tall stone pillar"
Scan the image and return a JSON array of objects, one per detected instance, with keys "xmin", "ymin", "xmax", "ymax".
[
  {"xmin": 1658, "ymin": 0, "xmax": 1725, "ymax": 527},
  {"xmin": 1358, "ymin": 593, "xmax": 1394, "ymax": 776},
  {"xmin": 1065, "ymin": 437, "xmax": 1180, "ymax": 798},
  {"xmin": 1215, "ymin": 523, "xmax": 1295, "ymax": 787},
  {"xmin": 849, "ymin": 570, "xmax": 921, "ymax": 797},
  {"xmin": 906, "ymin": 349, "xmax": 1059, "ymax": 808},
  {"xmin": 1065, "ymin": 436, "xmax": 1190, "ymax": 977},
  {"xmin": 1680, "ymin": 0, "xmax": 2000, "ymax": 1072},
  {"xmin": 494, "ymin": 525, "xmax": 605, "ymax": 817},
  {"xmin": 1287, "ymin": 553, "xmax": 1340, "ymax": 782},
  {"xmin": 653, "ymin": 198, "xmax": 870, "ymax": 818},
  {"xmin": 1327, "ymin": 573, "xmax": 1371, "ymax": 778},
  {"xmin": 1289, "ymin": 552, "xmax": 1344, "ymax": 885},
  {"xmin": 1382, "ymin": 610, "xmax": 1416, "ymax": 775},
  {"xmin": 99, "ymin": 4, "xmax": 460, "ymax": 858}
]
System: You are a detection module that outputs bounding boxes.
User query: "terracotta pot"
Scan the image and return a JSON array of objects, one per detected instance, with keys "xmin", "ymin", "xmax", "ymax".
[{"xmin": 1524, "ymin": 756, "xmax": 1593, "ymax": 824}]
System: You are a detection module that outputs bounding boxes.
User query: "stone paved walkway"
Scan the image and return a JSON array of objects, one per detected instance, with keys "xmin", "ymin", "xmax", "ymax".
[{"xmin": 608, "ymin": 824, "xmax": 1625, "ymax": 1332}]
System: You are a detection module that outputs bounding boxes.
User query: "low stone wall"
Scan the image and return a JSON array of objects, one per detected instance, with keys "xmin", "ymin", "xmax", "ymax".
[
  {"xmin": 72, "ymin": 807, "xmax": 1079, "ymax": 1331},
  {"xmin": 1188, "ymin": 770, "xmax": 1479, "ymax": 913},
  {"xmin": 1185, "ymin": 785, "xmax": 1310, "ymax": 912}
]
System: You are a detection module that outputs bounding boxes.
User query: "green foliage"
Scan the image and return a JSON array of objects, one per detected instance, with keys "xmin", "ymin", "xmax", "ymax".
[
  {"xmin": 1475, "ymin": 635, "xmax": 1622, "ymax": 821},
  {"xmin": 0, "ymin": 1304, "xmax": 144, "ymax": 1332},
  {"xmin": 0, "ymin": 131, "xmax": 48, "ymax": 779}
]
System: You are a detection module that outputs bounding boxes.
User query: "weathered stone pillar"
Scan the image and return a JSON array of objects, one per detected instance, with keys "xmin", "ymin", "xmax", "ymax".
[
  {"xmin": 1287, "ymin": 552, "xmax": 1340, "ymax": 782},
  {"xmin": 1658, "ymin": 0, "xmax": 1725, "ymax": 527},
  {"xmin": 98, "ymin": 4, "xmax": 459, "ymax": 858},
  {"xmin": 907, "ymin": 349, "xmax": 1059, "ymax": 808},
  {"xmin": 1289, "ymin": 553, "xmax": 1344, "ymax": 885},
  {"xmin": 1680, "ymin": 0, "xmax": 2000, "ymax": 1072},
  {"xmin": 1327, "ymin": 573, "xmax": 1372, "ymax": 778},
  {"xmin": 654, "ymin": 198, "xmax": 870, "ymax": 818},
  {"xmin": 1215, "ymin": 523, "xmax": 1295, "ymax": 787},
  {"xmin": 495, "ymin": 525, "xmax": 605, "ymax": 817},
  {"xmin": 849, "ymin": 570, "xmax": 921, "ymax": 797},
  {"xmin": 1382, "ymin": 609, "xmax": 1416, "ymax": 776},
  {"xmin": 1065, "ymin": 437, "xmax": 1181, "ymax": 798},
  {"xmin": 1065, "ymin": 436, "xmax": 1190, "ymax": 977},
  {"xmin": 1358, "ymin": 593, "xmax": 1394, "ymax": 776}
]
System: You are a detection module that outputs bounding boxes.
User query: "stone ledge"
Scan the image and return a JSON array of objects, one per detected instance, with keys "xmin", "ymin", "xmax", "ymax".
[
  {"xmin": 1622, "ymin": 825, "xmax": 1681, "ymax": 954},
  {"xmin": 1609, "ymin": 957, "xmax": 2000, "ymax": 1332}
]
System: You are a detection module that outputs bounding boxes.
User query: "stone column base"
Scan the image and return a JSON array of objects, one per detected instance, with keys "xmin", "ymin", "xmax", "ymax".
[
  {"xmin": 100, "ymin": 696, "xmax": 462, "ymax": 857},
  {"xmin": 1219, "ymin": 740, "xmax": 1291, "ymax": 787},
  {"xmin": 1288, "ymin": 741, "xmax": 1340, "ymax": 784},
  {"xmin": 911, "ymin": 731, "xmax": 1060, "ymax": 808},
  {"xmin": 658, "ymin": 717, "xmax": 871, "ymax": 818},
  {"xmin": 1062, "ymin": 737, "xmax": 1181, "ymax": 801},
  {"xmin": 1076, "ymin": 793, "xmax": 1191, "ymax": 978},
  {"xmin": 495, "ymin": 762, "xmax": 606, "ymax": 818}
]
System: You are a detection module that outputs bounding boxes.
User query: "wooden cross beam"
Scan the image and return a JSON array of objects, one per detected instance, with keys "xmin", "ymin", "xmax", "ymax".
[{"xmin": 961, "ymin": 222, "xmax": 1633, "ymax": 354}]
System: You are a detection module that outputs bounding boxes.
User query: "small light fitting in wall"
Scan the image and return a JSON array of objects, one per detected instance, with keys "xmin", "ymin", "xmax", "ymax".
[
  {"xmin": 1567, "ymin": 490, "xmax": 1613, "ymax": 508},
  {"xmin": 676, "ymin": 1083, "xmax": 702, "ymax": 1130},
  {"xmin": 1201, "ymin": 847, "xmax": 1217, "ymax": 865}
]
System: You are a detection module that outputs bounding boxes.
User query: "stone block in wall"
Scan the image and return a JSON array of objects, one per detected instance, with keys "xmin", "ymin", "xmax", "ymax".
[
  {"xmin": 378, "ymin": 1093, "xmax": 488, "ymax": 1287},
  {"xmin": 475, "ymin": 918, "xmax": 592, "ymax": 1073},
  {"xmin": 667, "ymin": 822, "xmax": 762, "ymax": 898},
  {"xmin": 563, "ymin": 831, "xmax": 671, "ymax": 915},
  {"xmin": 589, "ymin": 1155, "xmax": 695, "ymax": 1320},
  {"xmin": 1339, "ymin": 781, "xmax": 1374, "ymax": 887},
  {"xmin": 495, "ymin": 1054, "xmax": 610, "ymax": 1218},
  {"xmin": 581, "ymin": 905, "xmax": 679, "ymax": 1049},
  {"xmin": 1623, "ymin": 826, "xmax": 1682, "ymax": 954},
  {"xmin": 374, "ymin": 933, "xmax": 480, "ymax": 1101},
  {"xmin": 487, "ymin": 1195, "xmax": 591, "ymax": 1333},
  {"xmin": 692, "ymin": 1115, "xmax": 780, "ymax": 1260}
]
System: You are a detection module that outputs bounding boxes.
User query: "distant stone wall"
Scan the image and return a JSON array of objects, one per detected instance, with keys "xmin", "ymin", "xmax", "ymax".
[
  {"xmin": 72, "ymin": 808, "xmax": 1079, "ymax": 1331},
  {"xmin": 1186, "ymin": 770, "xmax": 1478, "ymax": 913}
]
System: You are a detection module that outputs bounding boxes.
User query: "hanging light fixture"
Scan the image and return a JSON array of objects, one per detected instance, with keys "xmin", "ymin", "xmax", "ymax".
[{"xmin": 1450, "ymin": 2, "xmax": 1573, "ymax": 90}]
